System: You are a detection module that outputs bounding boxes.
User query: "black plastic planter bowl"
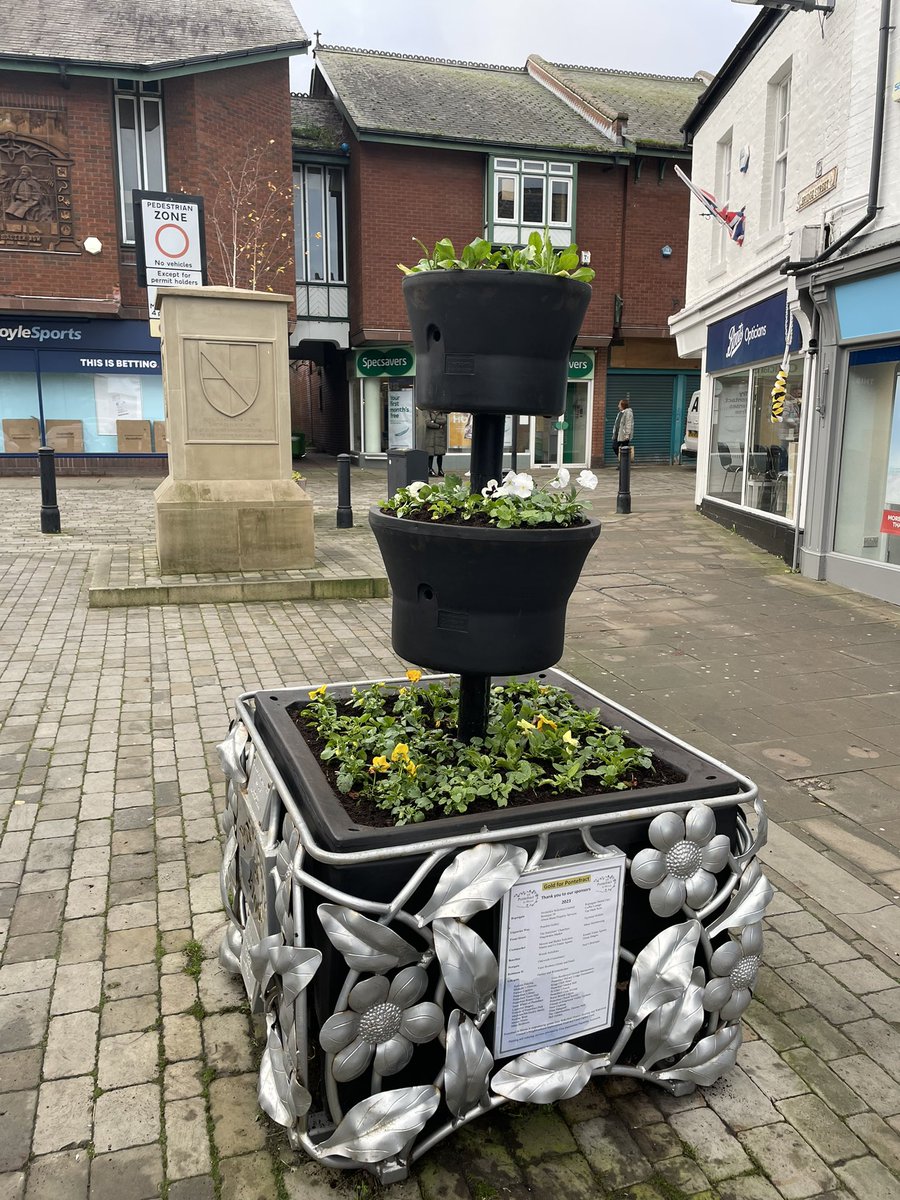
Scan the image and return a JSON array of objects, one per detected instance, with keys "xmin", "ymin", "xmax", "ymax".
[
  {"xmin": 369, "ymin": 507, "xmax": 601, "ymax": 676},
  {"xmin": 403, "ymin": 271, "xmax": 591, "ymax": 417}
]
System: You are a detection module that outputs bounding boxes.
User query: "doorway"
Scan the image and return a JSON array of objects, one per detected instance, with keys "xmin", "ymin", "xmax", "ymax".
[{"xmin": 530, "ymin": 382, "xmax": 590, "ymax": 470}]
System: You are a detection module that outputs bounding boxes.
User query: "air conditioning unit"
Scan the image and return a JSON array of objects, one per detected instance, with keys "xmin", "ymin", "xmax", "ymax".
[{"xmin": 790, "ymin": 224, "xmax": 824, "ymax": 260}]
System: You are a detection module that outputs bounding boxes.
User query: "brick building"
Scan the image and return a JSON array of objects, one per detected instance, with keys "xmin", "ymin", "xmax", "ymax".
[
  {"xmin": 291, "ymin": 47, "xmax": 706, "ymax": 470},
  {"xmin": 0, "ymin": 0, "xmax": 307, "ymax": 473}
]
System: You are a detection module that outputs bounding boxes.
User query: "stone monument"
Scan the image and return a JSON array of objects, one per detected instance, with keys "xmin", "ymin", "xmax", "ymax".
[{"xmin": 154, "ymin": 286, "xmax": 314, "ymax": 573}]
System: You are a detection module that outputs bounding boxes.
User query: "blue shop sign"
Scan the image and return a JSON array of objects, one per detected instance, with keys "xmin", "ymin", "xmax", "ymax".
[
  {"xmin": 0, "ymin": 317, "xmax": 159, "ymax": 354},
  {"xmin": 706, "ymin": 292, "xmax": 801, "ymax": 373},
  {"xmin": 834, "ymin": 271, "xmax": 900, "ymax": 341},
  {"xmin": 40, "ymin": 350, "xmax": 161, "ymax": 375}
]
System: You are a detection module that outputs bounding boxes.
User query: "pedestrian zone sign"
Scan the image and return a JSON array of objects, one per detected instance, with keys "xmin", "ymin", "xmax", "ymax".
[{"xmin": 134, "ymin": 190, "xmax": 207, "ymax": 336}]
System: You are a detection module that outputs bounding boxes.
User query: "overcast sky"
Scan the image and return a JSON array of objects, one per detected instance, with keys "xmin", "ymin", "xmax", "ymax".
[{"xmin": 288, "ymin": 0, "xmax": 757, "ymax": 92}]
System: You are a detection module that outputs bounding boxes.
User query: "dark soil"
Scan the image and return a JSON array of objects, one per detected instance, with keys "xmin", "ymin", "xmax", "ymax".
[{"xmin": 290, "ymin": 703, "xmax": 685, "ymax": 829}]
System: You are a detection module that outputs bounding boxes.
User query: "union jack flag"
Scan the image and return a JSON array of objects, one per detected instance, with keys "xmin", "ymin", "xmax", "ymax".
[{"xmin": 674, "ymin": 165, "xmax": 746, "ymax": 247}]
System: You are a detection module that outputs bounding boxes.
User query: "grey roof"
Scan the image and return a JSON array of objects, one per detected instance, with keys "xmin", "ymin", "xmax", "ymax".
[
  {"xmin": 533, "ymin": 58, "xmax": 704, "ymax": 149},
  {"xmin": 315, "ymin": 48, "xmax": 618, "ymax": 154},
  {"xmin": 2, "ymin": 0, "xmax": 308, "ymax": 71},
  {"xmin": 291, "ymin": 96, "xmax": 346, "ymax": 152}
]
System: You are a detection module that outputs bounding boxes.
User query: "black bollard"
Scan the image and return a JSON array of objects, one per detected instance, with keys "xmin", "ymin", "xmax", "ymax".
[
  {"xmin": 39, "ymin": 445, "xmax": 61, "ymax": 534},
  {"xmin": 615, "ymin": 445, "xmax": 632, "ymax": 515},
  {"xmin": 336, "ymin": 453, "xmax": 353, "ymax": 528}
]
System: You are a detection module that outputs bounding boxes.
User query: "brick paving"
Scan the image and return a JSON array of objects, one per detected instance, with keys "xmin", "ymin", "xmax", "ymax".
[{"xmin": 0, "ymin": 458, "xmax": 899, "ymax": 1199}]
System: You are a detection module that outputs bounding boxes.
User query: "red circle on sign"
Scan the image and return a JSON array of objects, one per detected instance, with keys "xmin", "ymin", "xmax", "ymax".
[{"xmin": 154, "ymin": 223, "xmax": 190, "ymax": 259}]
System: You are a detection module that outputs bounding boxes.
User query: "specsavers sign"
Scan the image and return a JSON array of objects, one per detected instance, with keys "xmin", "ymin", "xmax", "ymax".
[
  {"xmin": 355, "ymin": 347, "xmax": 415, "ymax": 377},
  {"xmin": 568, "ymin": 350, "xmax": 594, "ymax": 380}
]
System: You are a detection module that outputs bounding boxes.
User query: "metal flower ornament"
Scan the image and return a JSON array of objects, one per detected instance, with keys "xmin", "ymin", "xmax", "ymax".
[{"xmin": 215, "ymin": 717, "xmax": 772, "ymax": 1183}]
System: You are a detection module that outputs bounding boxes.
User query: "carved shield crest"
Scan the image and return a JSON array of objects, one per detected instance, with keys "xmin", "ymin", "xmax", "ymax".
[{"xmin": 199, "ymin": 342, "xmax": 260, "ymax": 417}]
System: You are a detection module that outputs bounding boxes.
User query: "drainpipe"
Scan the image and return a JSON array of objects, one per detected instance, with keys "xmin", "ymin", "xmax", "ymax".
[
  {"xmin": 781, "ymin": 0, "xmax": 892, "ymax": 275},
  {"xmin": 791, "ymin": 309, "xmax": 819, "ymax": 573}
]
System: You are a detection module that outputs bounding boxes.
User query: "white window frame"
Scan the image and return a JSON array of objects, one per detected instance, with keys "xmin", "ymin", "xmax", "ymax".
[
  {"xmin": 770, "ymin": 73, "xmax": 791, "ymax": 228},
  {"xmin": 114, "ymin": 79, "xmax": 165, "ymax": 244},
  {"xmin": 713, "ymin": 133, "xmax": 733, "ymax": 266},
  {"xmin": 293, "ymin": 164, "xmax": 347, "ymax": 284},
  {"xmin": 491, "ymin": 156, "xmax": 574, "ymax": 240}
]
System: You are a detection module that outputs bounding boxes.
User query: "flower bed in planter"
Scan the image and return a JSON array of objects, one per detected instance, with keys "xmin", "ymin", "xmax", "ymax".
[{"xmin": 216, "ymin": 668, "xmax": 771, "ymax": 1184}]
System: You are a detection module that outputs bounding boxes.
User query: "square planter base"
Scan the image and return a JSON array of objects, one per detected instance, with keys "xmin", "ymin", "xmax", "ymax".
[{"xmin": 215, "ymin": 670, "xmax": 772, "ymax": 1182}]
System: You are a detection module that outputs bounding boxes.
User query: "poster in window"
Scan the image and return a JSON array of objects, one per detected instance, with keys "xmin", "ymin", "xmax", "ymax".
[
  {"xmin": 95, "ymin": 375, "xmax": 143, "ymax": 436},
  {"xmin": 387, "ymin": 386, "xmax": 414, "ymax": 449}
]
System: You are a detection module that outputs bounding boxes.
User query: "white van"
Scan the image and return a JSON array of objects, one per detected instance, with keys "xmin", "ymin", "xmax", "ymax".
[{"xmin": 681, "ymin": 390, "xmax": 701, "ymax": 467}]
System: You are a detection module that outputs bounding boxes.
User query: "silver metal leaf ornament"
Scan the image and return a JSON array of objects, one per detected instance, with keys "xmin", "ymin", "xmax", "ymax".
[
  {"xmin": 218, "ymin": 924, "xmax": 242, "ymax": 975},
  {"xmin": 639, "ymin": 967, "xmax": 706, "ymax": 1069},
  {"xmin": 492, "ymin": 1042, "xmax": 596, "ymax": 1104},
  {"xmin": 216, "ymin": 722, "xmax": 249, "ymax": 787},
  {"xmin": 274, "ymin": 876, "xmax": 294, "ymax": 947},
  {"xmin": 268, "ymin": 945, "xmax": 321, "ymax": 1007},
  {"xmin": 318, "ymin": 904, "xmax": 420, "ymax": 974},
  {"xmin": 416, "ymin": 842, "xmax": 528, "ymax": 926},
  {"xmin": 706, "ymin": 860, "xmax": 774, "ymax": 939},
  {"xmin": 443, "ymin": 1009, "xmax": 493, "ymax": 1120},
  {"xmin": 318, "ymin": 1086, "xmax": 442, "ymax": 1164},
  {"xmin": 258, "ymin": 1019, "xmax": 294, "ymax": 1127},
  {"xmin": 624, "ymin": 920, "xmax": 702, "ymax": 1029},
  {"xmin": 660, "ymin": 1022, "xmax": 743, "ymax": 1087},
  {"xmin": 432, "ymin": 919, "xmax": 498, "ymax": 1014}
]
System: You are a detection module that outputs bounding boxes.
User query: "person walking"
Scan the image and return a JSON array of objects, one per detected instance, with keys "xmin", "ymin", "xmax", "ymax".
[
  {"xmin": 424, "ymin": 411, "xmax": 448, "ymax": 476},
  {"xmin": 612, "ymin": 397, "xmax": 633, "ymax": 459}
]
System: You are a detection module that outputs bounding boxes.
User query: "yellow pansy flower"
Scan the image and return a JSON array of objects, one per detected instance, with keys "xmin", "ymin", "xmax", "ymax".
[
  {"xmin": 405, "ymin": 761, "xmax": 417, "ymax": 776},
  {"xmin": 406, "ymin": 668, "xmax": 423, "ymax": 683},
  {"xmin": 307, "ymin": 685, "xmax": 327, "ymax": 700},
  {"xmin": 370, "ymin": 755, "xmax": 390, "ymax": 774},
  {"xmin": 562, "ymin": 730, "xmax": 579, "ymax": 747},
  {"xmin": 536, "ymin": 715, "xmax": 557, "ymax": 731},
  {"xmin": 391, "ymin": 743, "xmax": 410, "ymax": 762},
  {"xmin": 517, "ymin": 719, "xmax": 536, "ymax": 732}
]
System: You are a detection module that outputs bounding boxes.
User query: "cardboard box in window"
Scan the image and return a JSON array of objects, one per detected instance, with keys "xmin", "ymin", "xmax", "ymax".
[
  {"xmin": 2, "ymin": 417, "xmax": 40, "ymax": 452},
  {"xmin": 117, "ymin": 420, "xmax": 152, "ymax": 453},
  {"xmin": 153, "ymin": 421, "xmax": 168, "ymax": 454},
  {"xmin": 46, "ymin": 419, "xmax": 84, "ymax": 453}
]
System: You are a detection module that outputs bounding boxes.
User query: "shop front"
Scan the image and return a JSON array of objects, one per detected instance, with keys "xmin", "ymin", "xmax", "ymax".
[
  {"xmin": 699, "ymin": 291, "xmax": 804, "ymax": 560},
  {"xmin": 800, "ymin": 262, "xmax": 900, "ymax": 603},
  {"xmin": 0, "ymin": 316, "xmax": 164, "ymax": 472},
  {"xmin": 349, "ymin": 345, "xmax": 595, "ymax": 472}
]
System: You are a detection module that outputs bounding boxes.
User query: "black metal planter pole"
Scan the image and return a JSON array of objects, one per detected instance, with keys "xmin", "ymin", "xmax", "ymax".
[{"xmin": 456, "ymin": 412, "xmax": 507, "ymax": 742}]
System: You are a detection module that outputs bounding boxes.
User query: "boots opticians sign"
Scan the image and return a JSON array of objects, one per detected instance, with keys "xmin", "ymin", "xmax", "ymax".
[{"xmin": 707, "ymin": 292, "xmax": 801, "ymax": 372}]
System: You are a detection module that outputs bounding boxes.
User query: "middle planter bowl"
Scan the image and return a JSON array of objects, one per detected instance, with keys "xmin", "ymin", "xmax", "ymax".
[
  {"xmin": 369, "ymin": 506, "xmax": 601, "ymax": 676},
  {"xmin": 403, "ymin": 270, "xmax": 592, "ymax": 417}
]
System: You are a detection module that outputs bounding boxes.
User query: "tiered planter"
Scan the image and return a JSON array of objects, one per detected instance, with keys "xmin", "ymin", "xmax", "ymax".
[{"xmin": 216, "ymin": 263, "xmax": 772, "ymax": 1183}]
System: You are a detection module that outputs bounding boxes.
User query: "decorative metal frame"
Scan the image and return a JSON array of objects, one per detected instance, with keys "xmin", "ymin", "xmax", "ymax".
[{"xmin": 217, "ymin": 670, "xmax": 771, "ymax": 1184}]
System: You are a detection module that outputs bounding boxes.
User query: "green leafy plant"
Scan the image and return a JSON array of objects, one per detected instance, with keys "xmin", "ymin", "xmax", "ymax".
[
  {"xmin": 300, "ymin": 675, "xmax": 654, "ymax": 826},
  {"xmin": 380, "ymin": 466, "xmax": 597, "ymax": 529},
  {"xmin": 398, "ymin": 229, "xmax": 595, "ymax": 283}
]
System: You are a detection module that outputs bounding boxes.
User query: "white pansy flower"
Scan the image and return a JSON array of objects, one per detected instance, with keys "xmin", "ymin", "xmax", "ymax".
[
  {"xmin": 576, "ymin": 469, "xmax": 598, "ymax": 490},
  {"xmin": 481, "ymin": 479, "xmax": 499, "ymax": 498},
  {"xmin": 549, "ymin": 467, "xmax": 570, "ymax": 490},
  {"xmin": 407, "ymin": 481, "xmax": 427, "ymax": 498},
  {"xmin": 505, "ymin": 471, "xmax": 535, "ymax": 499}
]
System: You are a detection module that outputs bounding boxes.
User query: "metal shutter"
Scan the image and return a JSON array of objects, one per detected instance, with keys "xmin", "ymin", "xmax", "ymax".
[{"xmin": 605, "ymin": 373, "xmax": 677, "ymax": 465}]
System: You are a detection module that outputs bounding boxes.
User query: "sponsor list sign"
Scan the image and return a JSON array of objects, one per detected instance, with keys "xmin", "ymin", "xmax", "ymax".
[{"xmin": 495, "ymin": 852, "xmax": 625, "ymax": 1058}]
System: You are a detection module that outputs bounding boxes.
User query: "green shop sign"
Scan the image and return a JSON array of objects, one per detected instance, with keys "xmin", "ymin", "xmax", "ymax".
[
  {"xmin": 567, "ymin": 351, "xmax": 595, "ymax": 380},
  {"xmin": 355, "ymin": 347, "xmax": 415, "ymax": 377}
]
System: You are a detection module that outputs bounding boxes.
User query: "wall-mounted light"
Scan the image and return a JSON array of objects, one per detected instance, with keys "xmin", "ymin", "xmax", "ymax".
[
  {"xmin": 82, "ymin": 237, "xmax": 103, "ymax": 255},
  {"xmin": 661, "ymin": 244, "xmax": 673, "ymax": 258}
]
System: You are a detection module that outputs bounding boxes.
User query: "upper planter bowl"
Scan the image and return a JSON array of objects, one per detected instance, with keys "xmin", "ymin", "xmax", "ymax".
[{"xmin": 403, "ymin": 271, "xmax": 591, "ymax": 417}]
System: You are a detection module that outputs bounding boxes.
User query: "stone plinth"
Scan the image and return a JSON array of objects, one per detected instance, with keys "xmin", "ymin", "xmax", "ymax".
[{"xmin": 155, "ymin": 286, "xmax": 313, "ymax": 573}]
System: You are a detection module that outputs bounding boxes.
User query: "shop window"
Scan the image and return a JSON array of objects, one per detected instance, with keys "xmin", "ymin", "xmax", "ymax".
[
  {"xmin": 706, "ymin": 361, "xmax": 802, "ymax": 520},
  {"xmin": 115, "ymin": 80, "xmax": 166, "ymax": 243},
  {"xmin": 745, "ymin": 360, "xmax": 802, "ymax": 520},
  {"xmin": 489, "ymin": 158, "xmax": 574, "ymax": 244},
  {"xmin": 834, "ymin": 352, "xmax": 900, "ymax": 565},
  {"xmin": 294, "ymin": 165, "xmax": 346, "ymax": 283},
  {"xmin": 707, "ymin": 371, "xmax": 749, "ymax": 501}
]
